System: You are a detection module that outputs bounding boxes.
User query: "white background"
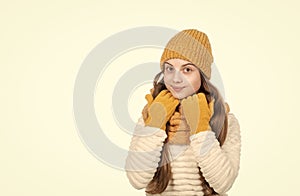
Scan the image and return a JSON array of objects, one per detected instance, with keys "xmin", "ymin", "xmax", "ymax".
[{"xmin": 1, "ymin": 1, "xmax": 300, "ymax": 195}]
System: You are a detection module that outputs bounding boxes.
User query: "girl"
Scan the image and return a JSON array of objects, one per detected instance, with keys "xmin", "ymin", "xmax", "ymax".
[{"xmin": 125, "ymin": 29, "xmax": 241, "ymax": 196}]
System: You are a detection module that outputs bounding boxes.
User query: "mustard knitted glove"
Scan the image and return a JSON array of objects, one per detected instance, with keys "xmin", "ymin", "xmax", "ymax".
[
  {"xmin": 142, "ymin": 88, "xmax": 154, "ymax": 122},
  {"xmin": 144, "ymin": 90, "xmax": 179, "ymax": 130},
  {"xmin": 181, "ymin": 93, "xmax": 214, "ymax": 135}
]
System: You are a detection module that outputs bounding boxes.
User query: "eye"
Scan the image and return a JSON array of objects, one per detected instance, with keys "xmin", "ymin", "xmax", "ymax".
[
  {"xmin": 165, "ymin": 65, "xmax": 174, "ymax": 72},
  {"xmin": 183, "ymin": 67, "xmax": 193, "ymax": 73}
]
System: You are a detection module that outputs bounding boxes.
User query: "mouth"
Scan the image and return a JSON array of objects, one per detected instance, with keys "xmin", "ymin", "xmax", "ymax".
[{"xmin": 171, "ymin": 85, "xmax": 185, "ymax": 92}]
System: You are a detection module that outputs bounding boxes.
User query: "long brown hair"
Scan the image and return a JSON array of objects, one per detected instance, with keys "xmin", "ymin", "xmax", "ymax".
[{"xmin": 145, "ymin": 69, "xmax": 228, "ymax": 195}]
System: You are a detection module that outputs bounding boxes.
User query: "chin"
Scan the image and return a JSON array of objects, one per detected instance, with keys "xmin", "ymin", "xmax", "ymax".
[
  {"xmin": 167, "ymin": 87, "xmax": 193, "ymax": 99},
  {"xmin": 173, "ymin": 91, "xmax": 198, "ymax": 100},
  {"xmin": 170, "ymin": 92, "xmax": 186, "ymax": 100}
]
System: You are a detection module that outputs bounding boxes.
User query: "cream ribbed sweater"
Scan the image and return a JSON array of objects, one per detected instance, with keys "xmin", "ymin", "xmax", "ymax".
[{"xmin": 125, "ymin": 113, "xmax": 241, "ymax": 196}]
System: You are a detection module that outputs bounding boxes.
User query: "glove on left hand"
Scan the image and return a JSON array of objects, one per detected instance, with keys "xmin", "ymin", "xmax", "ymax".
[{"xmin": 181, "ymin": 93, "xmax": 214, "ymax": 135}]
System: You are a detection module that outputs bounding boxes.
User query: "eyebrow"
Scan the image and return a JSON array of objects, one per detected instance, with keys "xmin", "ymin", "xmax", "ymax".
[{"xmin": 164, "ymin": 62, "xmax": 196, "ymax": 67}]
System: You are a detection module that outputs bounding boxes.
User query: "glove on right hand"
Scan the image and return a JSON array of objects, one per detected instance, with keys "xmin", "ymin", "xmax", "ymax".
[
  {"xmin": 144, "ymin": 90, "xmax": 179, "ymax": 130},
  {"xmin": 142, "ymin": 88, "xmax": 154, "ymax": 122}
]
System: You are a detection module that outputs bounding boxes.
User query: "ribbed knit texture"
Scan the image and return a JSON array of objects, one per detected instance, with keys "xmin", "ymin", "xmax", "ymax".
[
  {"xmin": 167, "ymin": 106, "xmax": 191, "ymax": 145},
  {"xmin": 160, "ymin": 29, "xmax": 214, "ymax": 79},
  {"xmin": 125, "ymin": 113, "xmax": 241, "ymax": 196}
]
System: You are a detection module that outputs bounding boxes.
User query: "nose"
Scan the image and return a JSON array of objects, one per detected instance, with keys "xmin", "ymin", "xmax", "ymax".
[{"xmin": 173, "ymin": 70, "xmax": 183, "ymax": 83}]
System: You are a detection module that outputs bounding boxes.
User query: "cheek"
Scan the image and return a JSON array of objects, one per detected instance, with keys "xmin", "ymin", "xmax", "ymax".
[
  {"xmin": 192, "ymin": 80, "xmax": 201, "ymax": 92},
  {"xmin": 163, "ymin": 76, "xmax": 172, "ymax": 91},
  {"xmin": 188, "ymin": 74, "xmax": 201, "ymax": 92},
  {"xmin": 163, "ymin": 74, "xmax": 171, "ymax": 86}
]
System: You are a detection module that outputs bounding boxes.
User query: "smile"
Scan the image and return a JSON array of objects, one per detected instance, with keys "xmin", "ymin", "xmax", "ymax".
[{"xmin": 171, "ymin": 85, "xmax": 185, "ymax": 92}]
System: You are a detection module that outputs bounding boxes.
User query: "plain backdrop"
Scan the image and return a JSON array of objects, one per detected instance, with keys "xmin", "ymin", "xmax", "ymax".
[{"xmin": 1, "ymin": 0, "xmax": 300, "ymax": 195}]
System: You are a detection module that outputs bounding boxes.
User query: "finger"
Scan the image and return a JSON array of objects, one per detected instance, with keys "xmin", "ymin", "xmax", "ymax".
[
  {"xmin": 170, "ymin": 112, "xmax": 181, "ymax": 120},
  {"xmin": 150, "ymin": 88, "xmax": 154, "ymax": 94},
  {"xmin": 192, "ymin": 93, "xmax": 198, "ymax": 99},
  {"xmin": 197, "ymin": 93, "xmax": 207, "ymax": 102},
  {"xmin": 170, "ymin": 119, "xmax": 181, "ymax": 126},
  {"xmin": 169, "ymin": 103, "xmax": 180, "ymax": 114},
  {"xmin": 165, "ymin": 98, "xmax": 179, "ymax": 109},
  {"xmin": 168, "ymin": 97, "xmax": 179, "ymax": 106},
  {"xmin": 181, "ymin": 96, "xmax": 193, "ymax": 109},
  {"xmin": 141, "ymin": 105, "xmax": 148, "ymax": 121},
  {"xmin": 181, "ymin": 98, "xmax": 186, "ymax": 106},
  {"xmin": 185, "ymin": 94, "xmax": 193, "ymax": 102},
  {"xmin": 164, "ymin": 91, "xmax": 174, "ymax": 99},
  {"xmin": 158, "ymin": 89, "xmax": 168, "ymax": 97},
  {"xmin": 145, "ymin": 94, "xmax": 153, "ymax": 103},
  {"xmin": 186, "ymin": 94, "xmax": 195, "ymax": 100},
  {"xmin": 172, "ymin": 99, "xmax": 180, "ymax": 107}
]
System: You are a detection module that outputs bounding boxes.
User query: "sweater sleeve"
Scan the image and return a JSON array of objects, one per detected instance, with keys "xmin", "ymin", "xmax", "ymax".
[
  {"xmin": 190, "ymin": 113, "xmax": 241, "ymax": 194},
  {"xmin": 125, "ymin": 117, "xmax": 167, "ymax": 189}
]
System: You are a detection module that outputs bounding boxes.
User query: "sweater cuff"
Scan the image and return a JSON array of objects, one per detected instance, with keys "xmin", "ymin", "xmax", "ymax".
[{"xmin": 133, "ymin": 117, "xmax": 167, "ymax": 137}]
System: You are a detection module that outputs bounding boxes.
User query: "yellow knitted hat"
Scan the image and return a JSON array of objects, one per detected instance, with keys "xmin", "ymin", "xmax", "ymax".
[{"xmin": 160, "ymin": 29, "xmax": 214, "ymax": 79}]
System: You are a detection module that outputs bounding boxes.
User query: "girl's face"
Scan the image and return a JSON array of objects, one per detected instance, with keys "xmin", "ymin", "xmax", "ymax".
[{"xmin": 163, "ymin": 58, "xmax": 201, "ymax": 99}]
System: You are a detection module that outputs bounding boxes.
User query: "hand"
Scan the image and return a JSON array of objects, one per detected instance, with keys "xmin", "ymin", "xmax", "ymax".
[
  {"xmin": 168, "ymin": 106, "xmax": 189, "ymax": 133},
  {"xmin": 142, "ymin": 88, "xmax": 154, "ymax": 122},
  {"xmin": 181, "ymin": 93, "xmax": 214, "ymax": 135},
  {"xmin": 144, "ymin": 90, "xmax": 179, "ymax": 130}
]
